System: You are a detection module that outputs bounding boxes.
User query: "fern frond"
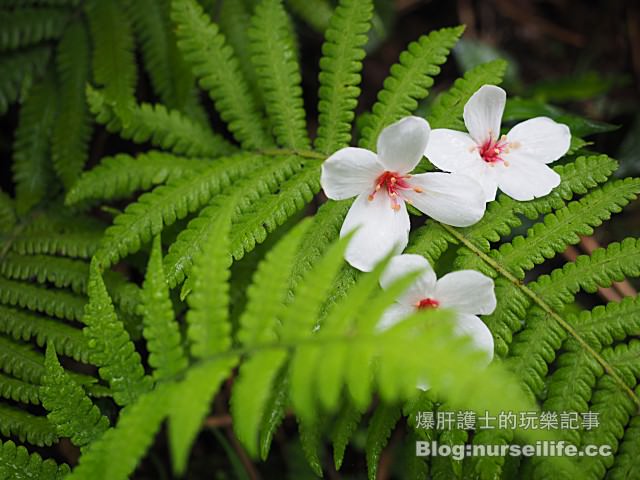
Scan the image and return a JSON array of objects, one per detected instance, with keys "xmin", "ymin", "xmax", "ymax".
[
  {"xmin": 330, "ymin": 401, "xmax": 363, "ymax": 470},
  {"xmin": 0, "ymin": 439, "xmax": 70, "ymax": 480},
  {"xmin": 493, "ymin": 178, "xmax": 640, "ymax": 279},
  {"xmin": 171, "ymin": 0, "xmax": 273, "ymax": 149},
  {"xmin": 0, "ymin": 191, "xmax": 16, "ymax": 234},
  {"xmin": 218, "ymin": 0, "xmax": 261, "ymax": 105},
  {"xmin": 94, "ymin": 153, "xmax": 260, "ymax": 268},
  {"xmin": 0, "ymin": 45, "xmax": 51, "ymax": 115},
  {"xmin": 0, "ymin": 277, "xmax": 85, "ymax": 322},
  {"xmin": 11, "ymin": 70, "xmax": 57, "ymax": 214},
  {"xmin": 609, "ymin": 403, "xmax": 640, "ymax": 480},
  {"xmin": 406, "ymin": 220, "xmax": 455, "ymax": 264},
  {"xmin": 169, "ymin": 357, "xmax": 238, "ymax": 474},
  {"xmin": 51, "ymin": 19, "xmax": 92, "ymax": 190},
  {"xmin": 41, "ymin": 345, "xmax": 110, "ymax": 447},
  {"xmin": 140, "ymin": 237, "xmax": 187, "ymax": 381},
  {"xmin": 0, "ymin": 335, "xmax": 49, "ymax": 384},
  {"xmin": 185, "ymin": 212, "xmax": 231, "ymax": 358},
  {"xmin": 0, "ymin": 0, "xmax": 79, "ymax": 7},
  {"xmin": 359, "ymin": 26, "xmax": 464, "ymax": 149},
  {"xmin": 0, "ymin": 403, "xmax": 57, "ymax": 446},
  {"xmin": 66, "ymin": 382, "xmax": 173, "ymax": 480},
  {"xmin": 455, "ymin": 154, "xmax": 618, "ymax": 254},
  {"xmin": 0, "ymin": 252, "xmax": 89, "ymax": 293},
  {"xmin": 571, "ymin": 296, "xmax": 640, "ymax": 347},
  {"xmin": 162, "ymin": 156, "xmax": 311, "ymax": 287},
  {"xmin": 427, "ymin": 59, "xmax": 507, "ymax": 129},
  {"xmin": 0, "ymin": 306, "xmax": 89, "ymax": 362},
  {"xmin": 0, "ymin": 371, "xmax": 40, "ymax": 404},
  {"xmin": 86, "ymin": 86, "xmax": 235, "ymax": 157},
  {"xmin": 366, "ymin": 405, "xmax": 401, "ymax": 480},
  {"xmin": 232, "ymin": 220, "xmax": 311, "ymax": 456},
  {"xmin": 10, "ymin": 226, "xmax": 103, "ymax": 259},
  {"xmin": 248, "ymin": 0, "xmax": 309, "ymax": 149},
  {"xmin": 0, "ymin": 7, "xmax": 69, "ymax": 51},
  {"xmin": 82, "ymin": 261, "xmax": 151, "ymax": 405},
  {"xmin": 66, "ymin": 151, "xmax": 208, "ymax": 206},
  {"xmin": 86, "ymin": 0, "xmax": 136, "ymax": 117},
  {"xmin": 284, "ymin": 0, "xmax": 333, "ymax": 32},
  {"xmin": 315, "ymin": 0, "xmax": 374, "ymax": 154}
]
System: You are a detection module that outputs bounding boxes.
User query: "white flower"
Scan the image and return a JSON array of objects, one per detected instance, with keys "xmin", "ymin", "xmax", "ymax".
[
  {"xmin": 425, "ymin": 85, "xmax": 571, "ymax": 202},
  {"xmin": 378, "ymin": 254, "xmax": 496, "ymax": 389},
  {"xmin": 320, "ymin": 116, "xmax": 487, "ymax": 272}
]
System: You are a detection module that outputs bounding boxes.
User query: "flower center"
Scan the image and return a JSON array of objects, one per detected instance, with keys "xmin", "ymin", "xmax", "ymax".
[
  {"xmin": 368, "ymin": 171, "xmax": 421, "ymax": 211},
  {"xmin": 479, "ymin": 135, "xmax": 510, "ymax": 164},
  {"xmin": 416, "ymin": 298, "xmax": 440, "ymax": 309}
]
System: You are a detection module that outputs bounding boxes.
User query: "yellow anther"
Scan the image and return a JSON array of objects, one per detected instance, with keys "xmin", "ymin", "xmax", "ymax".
[{"xmin": 413, "ymin": 187, "xmax": 423, "ymax": 193}]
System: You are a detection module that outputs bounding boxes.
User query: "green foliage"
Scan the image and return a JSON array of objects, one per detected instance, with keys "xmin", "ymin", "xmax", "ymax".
[
  {"xmin": 248, "ymin": 0, "xmax": 309, "ymax": 149},
  {"xmin": 139, "ymin": 236, "xmax": 187, "ymax": 381},
  {"xmin": 41, "ymin": 345, "xmax": 110, "ymax": 447},
  {"xmin": 171, "ymin": 0, "xmax": 274, "ymax": 149},
  {"xmin": 0, "ymin": 7, "xmax": 68, "ymax": 51},
  {"xmin": 82, "ymin": 261, "xmax": 151, "ymax": 405},
  {"xmin": 0, "ymin": 45, "xmax": 51, "ymax": 115},
  {"xmin": 0, "ymin": 439, "xmax": 69, "ymax": 480},
  {"xmin": 86, "ymin": 0, "xmax": 136, "ymax": 119},
  {"xmin": 86, "ymin": 86, "xmax": 234, "ymax": 157},
  {"xmin": 315, "ymin": 0, "xmax": 374, "ymax": 154},
  {"xmin": 11, "ymin": 71, "xmax": 57, "ymax": 214},
  {"xmin": 51, "ymin": 20, "xmax": 92, "ymax": 190},
  {"xmin": 359, "ymin": 25, "xmax": 464, "ymax": 149}
]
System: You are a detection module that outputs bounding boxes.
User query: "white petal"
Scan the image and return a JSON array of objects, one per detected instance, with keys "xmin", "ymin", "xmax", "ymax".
[
  {"xmin": 506, "ymin": 117, "xmax": 571, "ymax": 164},
  {"xmin": 452, "ymin": 313, "xmax": 494, "ymax": 364},
  {"xmin": 379, "ymin": 254, "xmax": 437, "ymax": 305},
  {"xmin": 424, "ymin": 129, "xmax": 480, "ymax": 173},
  {"xmin": 403, "ymin": 172, "xmax": 486, "ymax": 227},
  {"xmin": 463, "ymin": 85, "xmax": 506, "ymax": 145},
  {"xmin": 497, "ymin": 157, "xmax": 561, "ymax": 201},
  {"xmin": 376, "ymin": 302, "xmax": 416, "ymax": 331},
  {"xmin": 435, "ymin": 270, "xmax": 496, "ymax": 315},
  {"xmin": 340, "ymin": 192, "xmax": 410, "ymax": 272},
  {"xmin": 321, "ymin": 147, "xmax": 384, "ymax": 200},
  {"xmin": 472, "ymin": 164, "xmax": 500, "ymax": 202},
  {"xmin": 377, "ymin": 116, "xmax": 431, "ymax": 173}
]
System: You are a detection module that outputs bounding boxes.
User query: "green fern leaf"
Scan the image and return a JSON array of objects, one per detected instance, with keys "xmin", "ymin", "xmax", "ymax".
[
  {"xmin": 0, "ymin": 277, "xmax": 86, "ymax": 322},
  {"xmin": 0, "ymin": 306, "xmax": 90, "ymax": 362},
  {"xmin": 0, "ymin": 335, "xmax": 50, "ymax": 384},
  {"xmin": 609, "ymin": 404, "xmax": 640, "ymax": 480},
  {"xmin": 0, "ymin": 190, "xmax": 16, "ymax": 234},
  {"xmin": 330, "ymin": 401, "xmax": 363, "ymax": 470},
  {"xmin": 232, "ymin": 220, "xmax": 311, "ymax": 456},
  {"xmin": 285, "ymin": 0, "xmax": 333, "ymax": 32},
  {"xmin": 494, "ymin": 178, "xmax": 640, "ymax": 279},
  {"xmin": 51, "ymin": 19, "xmax": 92, "ymax": 190},
  {"xmin": 0, "ymin": 439, "xmax": 69, "ymax": 479},
  {"xmin": 40, "ymin": 344, "xmax": 110, "ymax": 447},
  {"xmin": 0, "ymin": 45, "xmax": 51, "ymax": 115},
  {"xmin": 86, "ymin": 86, "xmax": 235, "ymax": 157},
  {"xmin": 248, "ymin": 0, "xmax": 309, "ymax": 149},
  {"xmin": 83, "ymin": 260, "xmax": 151, "ymax": 405},
  {"xmin": 169, "ymin": 357, "xmax": 238, "ymax": 474},
  {"xmin": 94, "ymin": 153, "xmax": 259, "ymax": 268},
  {"xmin": 0, "ymin": 403, "xmax": 57, "ymax": 446},
  {"xmin": 162, "ymin": 156, "xmax": 312, "ymax": 287},
  {"xmin": 140, "ymin": 236, "xmax": 187, "ymax": 381},
  {"xmin": 298, "ymin": 417, "xmax": 323, "ymax": 476},
  {"xmin": 11, "ymin": 71, "xmax": 57, "ymax": 214},
  {"xmin": 406, "ymin": 220, "xmax": 455, "ymax": 264},
  {"xmin": 86, "ymin": 0, "xmax": 136, "ymax": 118},
  {"xmin": 359, "ymin": 26, "xmax": 464, "ymax": 149},
  {"xmin": 572, "ymin": 296, "xmax": 640, "ymax": 348},
  {"xmin": 366, "ymin": 404, "xmax": 402, "ymax": 480},
  {"xmin": 185, "ymin": 211, "xmax": 232, "ymax": 358},
  {"xmin": 171, "ymin": 0, "xmax": 273, "ymax": 149},
  {"xmin": 427, "ymin": 59, "xmax": 507, "ymax": 129},
  {"xmin": 315, "ymin": 0, "xmax": 374, "ymax": 154},
  {"xmin": 0, "ymin": 252, "xmax": 89, "ymax": 293},
  {"xmin": 67, "ymin": 382, "xmax": 173, "ymax": 480},
  {"xmin": 65, "ymin": 151, "xmax": 208, "ymax": 206},
  {"xmin": 0, "ymin": 372, "xmax": 40, "ymax": 404},
  {"xmin": 0, "ymin": 7, "xmax": 69, "ymax": 51}
]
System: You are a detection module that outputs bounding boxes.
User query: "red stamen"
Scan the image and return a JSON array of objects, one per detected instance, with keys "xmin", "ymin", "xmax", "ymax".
[
  {"xmin": 416, "ymin": 298, "xmax": 440, "ymax": 309},
  {"xmin": 369, "ymin": 171, "xmax": 413, "ymax": 209},
  {"xmin": 479, "ymin": 135, "xmax": 509, "ymax": 164}
]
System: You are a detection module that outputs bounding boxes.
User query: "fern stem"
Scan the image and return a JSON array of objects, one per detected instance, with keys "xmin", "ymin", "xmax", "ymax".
[{"xmin": 440, "ymin": 223, "xmax": 640, "ymax": 410}]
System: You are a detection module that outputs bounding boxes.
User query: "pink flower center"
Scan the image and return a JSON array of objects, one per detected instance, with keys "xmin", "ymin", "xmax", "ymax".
[
  {"xmin": 368, "ymin": 171, "xmax": 422, "ymax": 211},
  {"xmin": 416, "ymin": 298, "xmax": 440, "ymax": 309},
  {"xmin": 479, "ymin": 135, "xmax": 509, "ymax": 164}
]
